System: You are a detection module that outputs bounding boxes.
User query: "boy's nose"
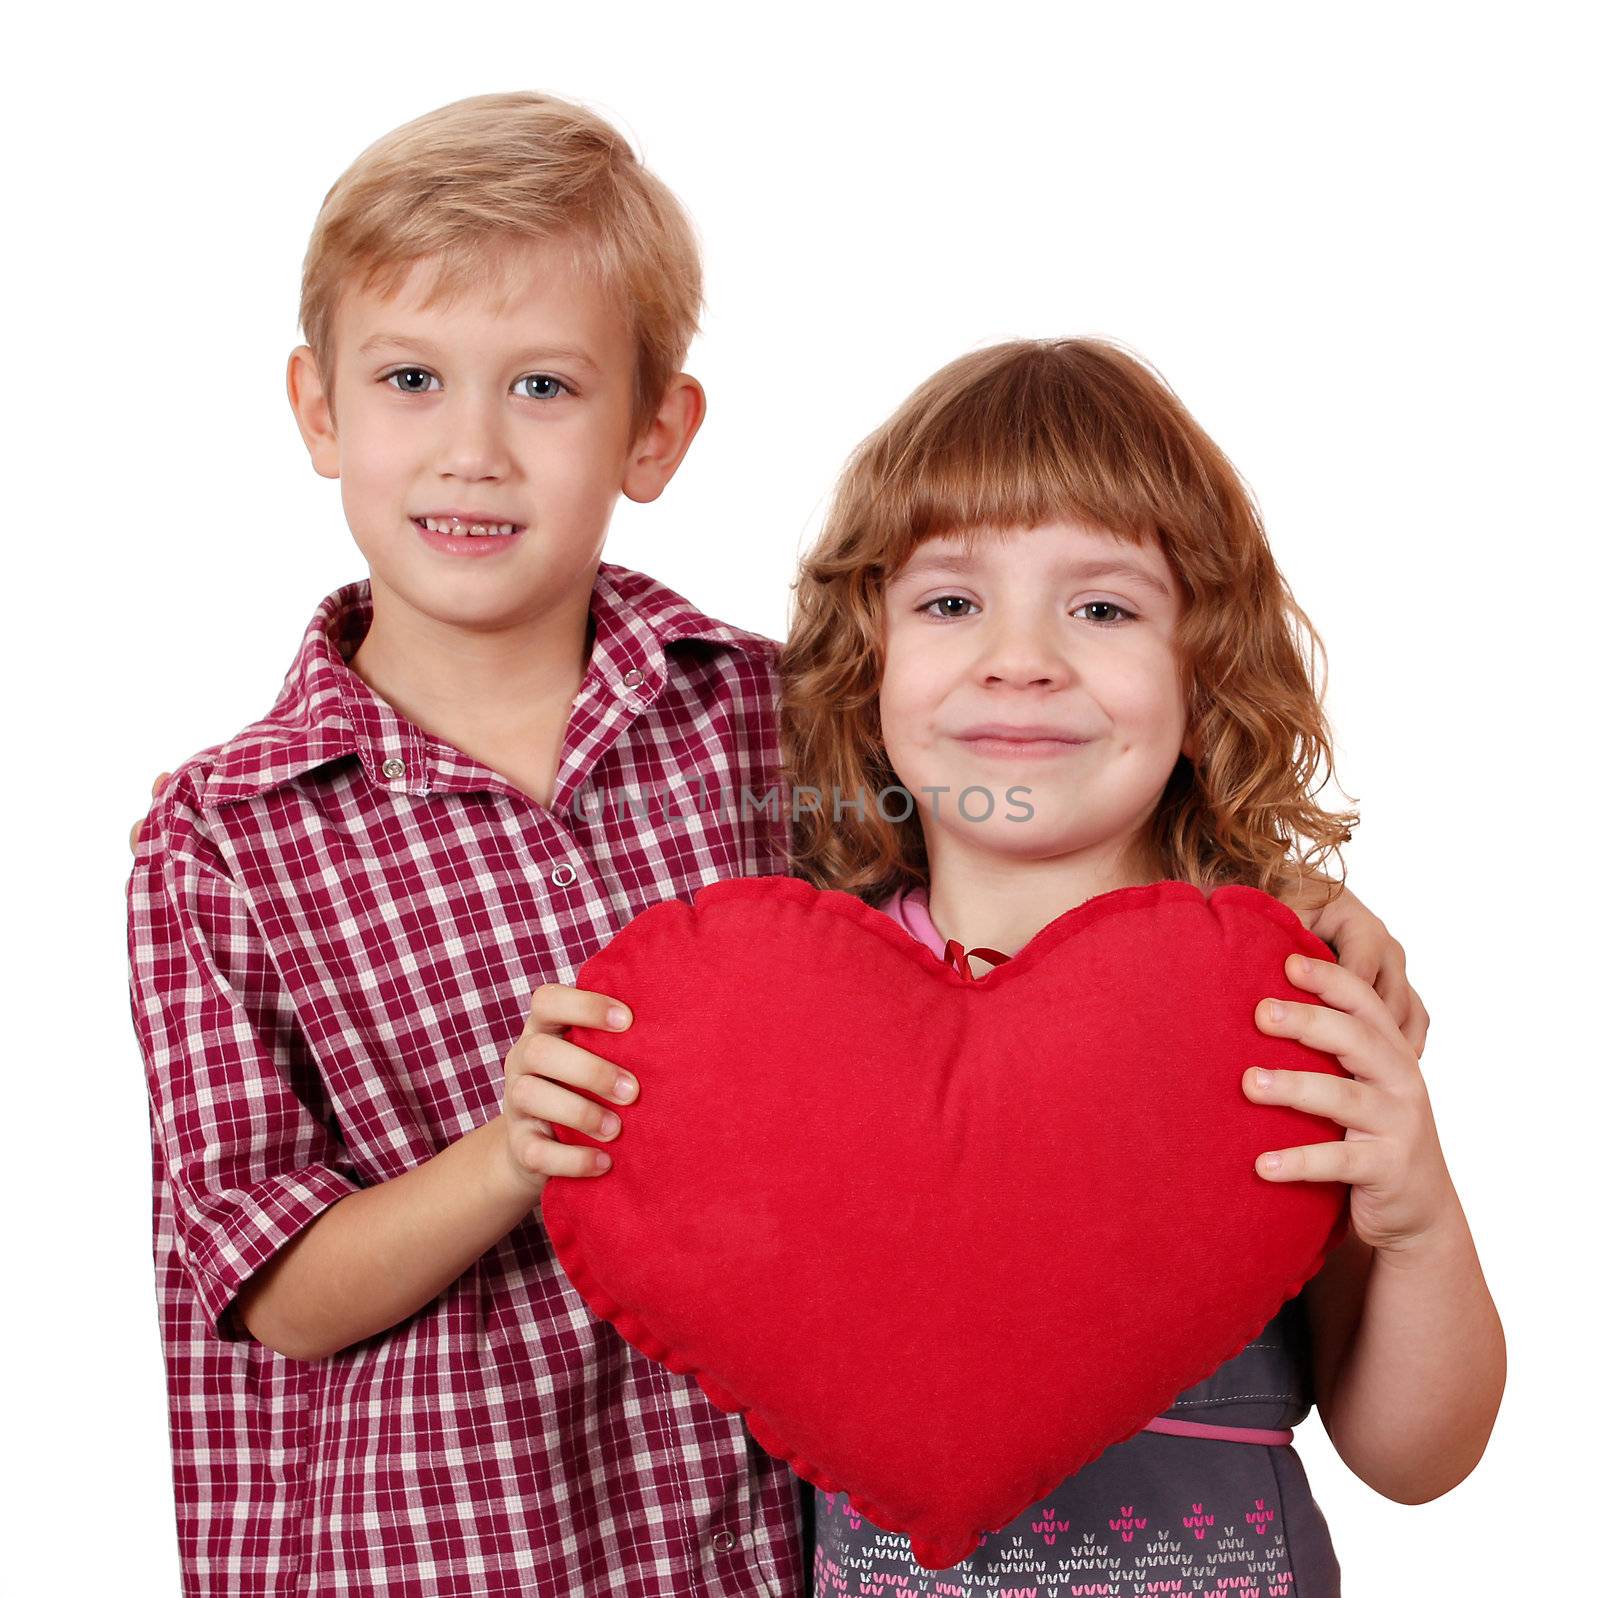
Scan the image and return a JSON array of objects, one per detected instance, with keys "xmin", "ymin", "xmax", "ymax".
[{"xmin": 434, "ymin": 407, "xmax": 513, "ymax": 476}]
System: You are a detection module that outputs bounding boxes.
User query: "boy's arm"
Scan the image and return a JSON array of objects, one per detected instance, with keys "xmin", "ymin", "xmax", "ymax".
[
  {"xmin": 231, "ymin": 1115, "xmax": 534, "ymax": 1360},
  {"xmin": 130, "ymin": 779, "xmax": 536, "ymax": 1362}
]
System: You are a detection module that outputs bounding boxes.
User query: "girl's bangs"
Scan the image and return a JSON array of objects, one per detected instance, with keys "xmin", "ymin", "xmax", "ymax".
[{"xmin": 874, "ymin": 413, "xmax": 1164, "ymax": 574}]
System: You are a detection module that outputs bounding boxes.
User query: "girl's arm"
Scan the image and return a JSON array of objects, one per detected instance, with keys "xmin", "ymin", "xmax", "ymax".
[
  {"xmin": 1244, "ymin": 953, "xmax": 1506, "ymax": 1504},
  {"xmin": 1302, "ymin": 1199, "xmax": 1505, "ymax": 1503}
]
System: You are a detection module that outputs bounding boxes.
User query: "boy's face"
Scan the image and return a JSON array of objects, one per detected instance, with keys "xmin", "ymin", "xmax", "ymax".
[
  {"xmin": 878, "ymin": 519, "xmax": 1193, "ymax": 873},
  {"xmin": 287, "ymin": 238, "xmax": 703, "ymax": 636}
]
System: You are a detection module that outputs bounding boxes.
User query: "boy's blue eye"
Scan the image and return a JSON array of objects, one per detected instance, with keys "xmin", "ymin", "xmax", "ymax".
[
  {"xmin": 384, "ymin": 367, "xmax": 437, "ymax": 394},
  {"xmin": 379, "ymin": 367, "xmax": 570, "ymax": 400},
  {"xmin": 516, "ymin": 374, "xmax": 570, "ymax": 400}
]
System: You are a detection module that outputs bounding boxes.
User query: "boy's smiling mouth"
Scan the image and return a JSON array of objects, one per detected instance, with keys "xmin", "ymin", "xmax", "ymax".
[{"xmin": 410, "ymin": 514, "xmax": 526, "ymax": 557}]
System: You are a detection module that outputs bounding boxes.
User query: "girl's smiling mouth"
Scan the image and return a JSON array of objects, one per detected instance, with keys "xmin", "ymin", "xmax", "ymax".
[{"xmin": 956, "ymin": 725, "xmax": 1092, "ymax": 758}]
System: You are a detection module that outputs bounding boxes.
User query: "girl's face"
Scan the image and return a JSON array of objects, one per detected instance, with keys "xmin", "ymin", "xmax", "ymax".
[{"xmin": 879, "ymin": 519, "xmax": 1193, "ymax": 877}]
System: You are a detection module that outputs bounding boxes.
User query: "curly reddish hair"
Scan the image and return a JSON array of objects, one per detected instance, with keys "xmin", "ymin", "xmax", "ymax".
[{"xmin": 777, "ymin": 337, "xmax": 1358, "ymax": 909}]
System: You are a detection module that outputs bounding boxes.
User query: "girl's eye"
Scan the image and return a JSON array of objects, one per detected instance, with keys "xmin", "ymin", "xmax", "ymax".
[
  {"xmin": 915, "ymin": 597, "xmax": 1136, "ymax": 625},
  {"xmin": 1072, "ymin": 600, "xmax": 1136, "ymax": 626},
  {"xmin": 379, "ymin": 367, "xmax": 571, "ymax": 400},
  {"xmin": 916, "ymin": 595, "xmax": 977, "ymax": 620}
]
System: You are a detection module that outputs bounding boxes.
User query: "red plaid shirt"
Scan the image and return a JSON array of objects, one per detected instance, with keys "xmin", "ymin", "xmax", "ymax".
[{"xmin": 127, "ymin": 565, "xmax": 806, "ymax": 1597}]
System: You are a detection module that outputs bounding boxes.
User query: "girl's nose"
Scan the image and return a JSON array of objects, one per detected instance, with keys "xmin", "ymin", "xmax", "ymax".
[
  {"xmin": 979, "ymin": 627, "xmax": 1073, "ymax": 688},
  {"xmin": 984, "ymin": 665, "xmax": 1064, "ymax": 687}
]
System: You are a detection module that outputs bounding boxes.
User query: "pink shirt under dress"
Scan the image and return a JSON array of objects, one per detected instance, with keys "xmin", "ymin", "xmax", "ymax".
[{"xmin": 806, "ymin": 882, "xmax": 1343, "ymax": 1596}]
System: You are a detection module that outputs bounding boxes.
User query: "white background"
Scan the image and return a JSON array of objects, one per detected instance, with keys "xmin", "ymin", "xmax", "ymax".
[{"xmin": 8, "ymin": 3, "xmax": 1592, "ymax": 1592}]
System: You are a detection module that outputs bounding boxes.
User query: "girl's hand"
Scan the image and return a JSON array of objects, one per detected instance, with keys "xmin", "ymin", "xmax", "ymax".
[
  {"xmin": 1243, "ymin": 953, "xmax": 1457, "ymax": 1256},
  {"xmin": 499, "ymin": 982, "xmax": 639, "ymax": 1198},
  {"xmin": 1281, "ymin": 883, "xmax": 1430, "ymax": 1059}
]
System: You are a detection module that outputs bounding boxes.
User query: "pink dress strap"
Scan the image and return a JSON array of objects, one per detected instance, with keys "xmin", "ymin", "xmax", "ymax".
[
  {"xmin": 1141, "ymin": 1416, "xmax": 1295, "ymax": 1445},
  {"xmin": 877, "ymin": 882, "xmax": 1295, "ymax": 1449}
]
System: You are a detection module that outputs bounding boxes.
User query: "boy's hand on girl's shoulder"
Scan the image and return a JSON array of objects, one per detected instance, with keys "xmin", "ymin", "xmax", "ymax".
[
  {"xmin": 1278, "ymin": 881, "xmax": 1430, "ymax": 1060},
  {"xmin": 498, "ymin": 982, "xmax": 640, "ymax": 1201},
  {"xmin": 128, "ymin": 771, "xmax": 173, "ymax": 854}
]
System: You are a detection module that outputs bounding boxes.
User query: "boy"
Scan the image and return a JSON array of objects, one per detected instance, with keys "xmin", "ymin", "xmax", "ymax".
[
  {"xmin": 127, "ymin": 91, "xmax": 802, "ymax": 1598},
  {"xmin": 128, "ymin": 90, "xmax": 1424, "ymax": 1598}
]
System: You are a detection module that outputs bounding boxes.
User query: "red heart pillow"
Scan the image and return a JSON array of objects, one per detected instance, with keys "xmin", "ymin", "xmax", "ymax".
[{"xmin": 540, "ymin": 876, "xmax": 1350, "ymax": 1570}]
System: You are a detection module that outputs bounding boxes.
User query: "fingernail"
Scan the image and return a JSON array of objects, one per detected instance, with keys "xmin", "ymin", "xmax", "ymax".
[
  {"xmin": 1266, "ymin": 1000, "xmax": 1285, "ymax": 1021},
  {"xmin": 600, "ymin": 1112, "xmax": 621, "ymax": 1137},
  {"xmin": 1254, "ymin": 1069, "xmax": 1274, "ymax": 1090},
  {"xmin": 608, "ymin": 1005, "xmax": 630, "ymax": 1029},
  {"xmin": 615, "ymin": 1074, "xmax": 638, "ymax": 1102},
  {"xmin": 595, "ymin": 1152, "xmax": 611, "ymax": 1172},
  {"xmin": 1260, "ymin": 1152, "xmax": 1283, "ymax": 1172}
]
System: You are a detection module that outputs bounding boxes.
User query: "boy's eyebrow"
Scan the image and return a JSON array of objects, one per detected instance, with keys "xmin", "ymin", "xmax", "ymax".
[
  {"xmin": 356, "ymin": 332, "xmax": 601, "ymax": 373},
  {"xmin": 895, "ymin": 549, "xmax": 1173, "ymax": 599}
]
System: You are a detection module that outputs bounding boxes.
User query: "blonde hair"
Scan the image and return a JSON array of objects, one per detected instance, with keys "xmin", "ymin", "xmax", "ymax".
[
  {"xmin": 779, "ymin": 337, "xmax": 1358, "ymax": 909},
  {"xmin": 299, "ymin": 91, "xmax": 702, "ymax": 441}
]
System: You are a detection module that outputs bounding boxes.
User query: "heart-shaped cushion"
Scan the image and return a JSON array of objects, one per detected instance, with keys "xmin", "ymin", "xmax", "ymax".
[{"xmin": 539, "ymin": 875, "xmax": 1351, "ymax": 1569}]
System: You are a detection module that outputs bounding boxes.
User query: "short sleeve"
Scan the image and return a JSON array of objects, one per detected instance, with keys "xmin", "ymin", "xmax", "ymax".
[{"xmin": 127, "ymin": 776, "xmax": 365, "ymax": 1343}]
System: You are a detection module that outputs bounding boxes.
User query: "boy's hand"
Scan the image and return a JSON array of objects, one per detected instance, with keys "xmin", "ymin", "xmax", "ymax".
[
  {"xmin": 1244, "ymin": 952, "xmax": 1456, "ymax": 1257},
  {"xmin": 500, "ymin": 983, "xmax": 639, "ymax": 1199},
  {"xmin": 1279, "ymin": 882, "xmax": 1430, "ymax": 1059},
  {"xmin": 129, "ymin": 772, "xmax": 173, "ymax": 853}
]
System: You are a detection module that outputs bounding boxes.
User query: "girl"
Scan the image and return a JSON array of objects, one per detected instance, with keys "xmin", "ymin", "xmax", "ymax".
[{"xmin": 777, "ymin": 338, "xmax": 1505, "ymax": 1595}]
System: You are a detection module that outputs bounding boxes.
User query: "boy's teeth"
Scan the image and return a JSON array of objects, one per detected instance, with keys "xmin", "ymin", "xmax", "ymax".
[{"xmin": 420, "ymin": 517, "xmax": 518, "ymax": 537}]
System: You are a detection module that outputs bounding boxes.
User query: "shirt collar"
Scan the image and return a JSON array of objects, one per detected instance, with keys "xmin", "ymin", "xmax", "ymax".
[{"xmin": 200, "ymin": 562, "xmax": 773, "ymax": 808}]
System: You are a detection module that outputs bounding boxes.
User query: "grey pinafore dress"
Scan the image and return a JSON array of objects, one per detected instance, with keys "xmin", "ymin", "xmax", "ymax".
[
  {"xmin": 805, "ymin": 1289, "xmax": 1339, "ymax": 1595},
  {"xmin": 802, "ymin": 887, "xmax": 1344, "ymax": 1595}
]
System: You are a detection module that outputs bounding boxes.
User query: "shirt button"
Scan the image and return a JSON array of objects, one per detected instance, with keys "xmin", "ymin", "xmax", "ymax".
[
  {"xmin": 550, "ymin": 863, "xmax": 579, "ymax": 888},
  {"xmin": 622, "ymin": 668, "xmax": 644, "ymax": 688},
  {"xmin": 710, "ymin": 1530, "xmax": 738, "ymax": 1552},
  {"xmin": 380, "ymin": 758, "xmax": 406, "ymax": 780}
]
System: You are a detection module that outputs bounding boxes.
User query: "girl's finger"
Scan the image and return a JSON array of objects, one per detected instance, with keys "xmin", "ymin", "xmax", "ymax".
[
  {"xmin": 1272, "ymin": 953, "xmax": 1411, "ymax": 1057},
  {"xmin": 1242, "ymin": 1065, "xmax": 1383, "ymax": 1136},
  {"xmin": 1254, "ymin": 990, "xmax": 1384, "ymax": 1083},
  {"xmin": 1253, "ymin": 1133, "xmax": 1381, "ymax": 1187}
]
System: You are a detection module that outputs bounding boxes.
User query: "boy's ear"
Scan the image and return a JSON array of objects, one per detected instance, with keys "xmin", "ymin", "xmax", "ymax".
[
  {"xmin": 286, "ymin": 345, "xmax": 340, "ymax": 480},
  {"xmin": 621, "ymin": 374, "xmax": 707, "ymax": 505}
]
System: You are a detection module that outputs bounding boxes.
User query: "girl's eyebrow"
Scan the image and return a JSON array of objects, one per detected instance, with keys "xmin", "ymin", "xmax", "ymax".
[{"xmin": 895, "ymin": 549, "xmax": 1173, "ymax": 599}]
